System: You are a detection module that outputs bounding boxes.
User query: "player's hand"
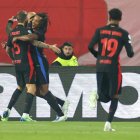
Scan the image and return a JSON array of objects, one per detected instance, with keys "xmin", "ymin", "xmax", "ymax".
[
  {"xmin": 49, "ymin": 44, "xmax": 61, "ymax": 54},
  {"xmin": 8, "ymin": 16, "xmax": 16, "ymax": 22},
  {"xmin": 1, "ymin": 41, "xmax": 7, "ymax": 49}
]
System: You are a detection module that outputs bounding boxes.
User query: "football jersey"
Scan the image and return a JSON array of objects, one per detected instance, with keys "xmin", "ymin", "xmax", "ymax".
[
  {"xmin": 88, "ymin": 24, "xmax": 134, "ymax": 72},
  {"xmin": 27, "ymin": 25, "xmax": 46, "ymax": 66},
  {"xmin": 7, "ymin": 24, "xmax": 31, "ymax": 70}
]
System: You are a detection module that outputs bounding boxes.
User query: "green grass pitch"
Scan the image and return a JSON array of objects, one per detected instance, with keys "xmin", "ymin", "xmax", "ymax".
[{"xmin": 0, "ymin": 122, "xmax": 140, "ymax": 140}]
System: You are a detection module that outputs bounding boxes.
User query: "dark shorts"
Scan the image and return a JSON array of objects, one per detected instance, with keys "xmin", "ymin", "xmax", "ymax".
[
  {"xmin": 35, "ymin": 56, "xmax": 49, "ymax": 86},
  {"xmin": 15, "ymin": 68, "xmax": 36, "ymax": 88},
  {"xmin": 97, "ymin": 68, "xmax": 122, "ymax": 103}
]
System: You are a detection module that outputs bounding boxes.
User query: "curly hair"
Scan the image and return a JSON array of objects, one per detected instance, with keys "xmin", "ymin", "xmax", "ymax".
[{"xmin": 36, "ymin": 12, "xmax": 50, "ymax": 33}]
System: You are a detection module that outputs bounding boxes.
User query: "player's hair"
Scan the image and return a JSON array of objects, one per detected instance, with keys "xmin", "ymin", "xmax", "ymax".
[
  {"xmin": 109, "ymin": 8, "xmax": 122, "ymax": 21},
  {"xmin": 36, "ymin": 12, "xmax": 50, "ymax": 33},
  {"xmin": 16, "ymin": 10, "xmax": 27, "ymax": 23}
]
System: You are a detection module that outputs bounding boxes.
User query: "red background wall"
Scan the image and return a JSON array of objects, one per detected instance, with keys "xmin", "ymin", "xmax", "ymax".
[{"xmin": 0, "ymin": 0, "xmax": 107, "ymax": 64}]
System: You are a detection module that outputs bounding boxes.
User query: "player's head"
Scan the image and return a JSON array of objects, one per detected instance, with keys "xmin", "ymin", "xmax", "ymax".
[
  {"xmin": 61, "ymin": 42, "xmax": 73, "ymax": 57},
  {"xmin": 27, "ymin": 12, "xmax": 36, "ymax": 23},
  {"xmin": 16, "ymin": 10, "xmax": 27, "ymax": 23},
  {"xmin": 109, "ymin": 8, "xmax": 122, "ymax": 21},
  {"xmin": 32, "ymin": 12, "xmax": 49, "ymax": 33}
]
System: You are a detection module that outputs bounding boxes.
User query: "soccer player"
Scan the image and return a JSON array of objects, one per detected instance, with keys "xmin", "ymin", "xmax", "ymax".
[
  {"xmin": 18, "ymin": 12, "xmax": 70, "ymax": 115},
  {"xmin": 88, "ymin": 8, "xmax": 134, "ymax": 131},
  {"xmin": 13, "ymin": 12, "xmax": 68, "ymax": 122},
  {"xmin": 1, "ymin": 11, "xmax": 37, "ymax": 121}
]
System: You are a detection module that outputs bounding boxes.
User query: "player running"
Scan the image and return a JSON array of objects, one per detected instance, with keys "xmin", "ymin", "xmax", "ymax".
[{"xmin": 88, "ymin": 8, "xmax": 134, "ymax": 131}]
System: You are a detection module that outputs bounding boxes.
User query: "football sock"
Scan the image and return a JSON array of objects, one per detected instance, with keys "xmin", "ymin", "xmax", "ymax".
[
  {"xmin": 44, "ymin": 91, "xmax": 64, "ymax": 117},
  {"xmin": 107, "ymin": 98, "xmax": 118, "ymax": 122},
  {"xmin": 38, "ymin": 94, "xmax": 65, "ymax": 106},
  {"xmin": 23, "ymin": 93, "xmax": 34, "ymax": 114},
  {"xmin": 55, "ymin": 97, "xmax": 65, "ymax": 106},
  {"xmin": 7, "ymin": 88, "xmax": 22, "ymax": 110}
]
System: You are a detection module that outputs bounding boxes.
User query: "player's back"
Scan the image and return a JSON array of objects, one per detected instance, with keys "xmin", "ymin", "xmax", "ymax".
[
  {"xmin": 96, "ymin": 24, "xmax": 133, "ymax": 72},
  {"xmin": 8, "ymin": 25, "xmax": 30, "ymax": 70}
]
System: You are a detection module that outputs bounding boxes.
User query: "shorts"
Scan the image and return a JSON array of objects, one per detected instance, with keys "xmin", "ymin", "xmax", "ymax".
[
  {"xmin": 15, "ymin": 68, "xmax": 36, "ymax": 88},
  {"xmin": 96, "ymin": 68, "xmax": 122, "ymax": 103},
  {"xmin": 35, "ymin": 56, "xmax": 49, "ymax": 86}
]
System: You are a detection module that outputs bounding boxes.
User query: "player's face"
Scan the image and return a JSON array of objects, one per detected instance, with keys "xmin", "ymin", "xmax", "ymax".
[
  {"xmin": 27, "ymin": 12, "xmax": 36, "ymax": 23},
  {"xmin": 32, "ymin": 15, "xmax": 42, "ymax": 29},
  {"xmin": 62, "ymin": 46, "xmax": 73, "ymax": 56}
]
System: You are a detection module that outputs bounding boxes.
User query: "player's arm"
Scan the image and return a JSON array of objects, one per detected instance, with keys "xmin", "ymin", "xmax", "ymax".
[
  {"xmin": 6, "ymin": 47, "xmax": 14, "ymax": 60},
  {"xmin": 6, "ymin": 16, "xmax": 15, "ymax": 35},
  {"xmin": 88, "ymin": 29, "xmax": 99, "ymax": 58},
  {"xmin": 124, "ymin": 32, "xmax": 134, "ymax": 58},
  {"xmin": 6, "ymin": 35, "xmax": 15, "ymax": 60},
  {"xmin": 13, "ymin": 29, "xmax": 45, "ymax": 42},
  {"xmin": 32, "ymin": 40, "xmax": 61, "ymax": 54},
  {"xmin": 13, "ymin": 33, "xmax": 38, "ymax": 42}
]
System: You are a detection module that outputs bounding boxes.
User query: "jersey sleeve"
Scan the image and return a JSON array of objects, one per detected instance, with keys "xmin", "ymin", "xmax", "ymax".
[
  {"xmin": 88, "ymin": 28, "xmax": 100, "ymax": 58},
  {"xmin": 123, "ymin": 31, "xmax": 134, "ymax": 58},
  {"xmin": 7, "ymin": 34, "xmax": 13, "ymax": 48}
]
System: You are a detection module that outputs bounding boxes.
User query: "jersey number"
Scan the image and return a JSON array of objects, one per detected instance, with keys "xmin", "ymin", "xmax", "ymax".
[
  {"xmin": 13, "ymin": 43, "xmax": 20, "ymax": 55},
  {"xmin": 101, "ymin": 38, "xmax": 118, "ymax": 57}
]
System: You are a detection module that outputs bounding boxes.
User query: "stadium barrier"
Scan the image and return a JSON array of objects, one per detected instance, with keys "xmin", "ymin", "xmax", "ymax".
[{"xmin": 0, "ymin": 66, "xmax": 140, "ymax": 121}]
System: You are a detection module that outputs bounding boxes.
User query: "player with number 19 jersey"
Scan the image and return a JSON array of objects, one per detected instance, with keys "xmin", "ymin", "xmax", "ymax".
[
  {"xmin": 88, "ymin": 24, "xmax": 134, "ymax": 72},
  {"xmin": 88, "ymin": 23, "xmax": 134, "ymax": 101}
]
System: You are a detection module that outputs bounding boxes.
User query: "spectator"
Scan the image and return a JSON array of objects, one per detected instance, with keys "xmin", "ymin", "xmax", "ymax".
[{"xmin": 52, "ymin": 42, "xmax": 78, "ymax": 66}]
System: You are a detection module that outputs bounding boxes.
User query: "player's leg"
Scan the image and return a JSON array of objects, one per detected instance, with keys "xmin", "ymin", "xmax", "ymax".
[
  {"xmin": 1, "ymin": 86, "xmax": 23, "ymax": 121},
  {"xmin": 1, "ymin": 70, "xmax": 24, "ymax": 121},
  {"xmin": 89, "ymin": 72, "xmax": 110, "ymax": 109},
  {"xmin": 104, "ymin": 70, "xmax": 122, "ymax": 131},
  {"xmin": 35, "ymin": 57, "xmax": 68, "ymax": 120},
  {"xmin": 39, "ymin": 84, "xmax": 67, "ymax": 122},
  {"xmin": 20, "ymin": 69, "xmax": 36, "ymax": 122},
  {"xmin": 89, "ymin": 72, "xmax": 102, "ymax": 108},
  {"xmin": 20, "ymin": 84, "xmax": 36, "ymax": 122},
  {"xmin": 41, "ymin": 56, "xmax": 67, "ymax": 107},
  {"xmin": 97, "ymin": 72, "xmax": 110, "ymax": 103},
  {"xmin": 96, "ymin": 72, "xmax": 115, "ymax": 131}
]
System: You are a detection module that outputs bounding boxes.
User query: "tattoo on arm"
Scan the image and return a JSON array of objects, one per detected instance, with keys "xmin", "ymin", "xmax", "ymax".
[{"xmin": 32, "ymin": 40, "xmax": 49, "ymax": 48}]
